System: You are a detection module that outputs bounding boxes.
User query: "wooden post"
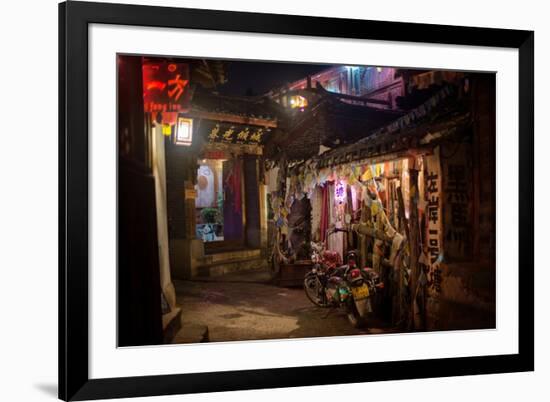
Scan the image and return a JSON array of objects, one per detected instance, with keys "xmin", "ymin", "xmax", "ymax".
[
  {"xmin": 396, "ymin": 187, "xmax": 409, "ymax": 240},
  {"xmin": 271, "ymin": 156, "xmax": 288, "ymax": 276},
  {"xmin": 472, "ymin": 80, "xmax": 481, "ymax": 259},
  {"xmin": 408, "ymin": 165, "xmax": 421, "ymax": 330},
  {"xmin": 396, "ymin": 186, "xmax": 408, "ymax": 327}
]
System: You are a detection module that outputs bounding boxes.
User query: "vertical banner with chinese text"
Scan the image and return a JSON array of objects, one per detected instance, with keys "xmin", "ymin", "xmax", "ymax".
[{"xmin": 424, "ymin": 147, "xmax": 443, "ymax": 291}]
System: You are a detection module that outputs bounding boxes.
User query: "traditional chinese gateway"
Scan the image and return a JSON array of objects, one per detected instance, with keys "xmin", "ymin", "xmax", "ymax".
[{"xmin": 117, "ymin": 56, "xmax": 495, "ymax": 346}]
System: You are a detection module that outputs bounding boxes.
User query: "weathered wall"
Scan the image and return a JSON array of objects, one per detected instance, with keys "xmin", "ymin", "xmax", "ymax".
[
  {"xmin": 425, "ymin": 75, "xmax": 496, "ymax": 331},
  {"xmin": 441, "ymin": 140, "xmax": 473, "ymax": 261},
  {"xmin": 426, "ymin": 261, "xmax": 495, "ymax": 330},
  {"xmin": 472, "ymin": 75, "xmax": 497, "ymax": 262}
]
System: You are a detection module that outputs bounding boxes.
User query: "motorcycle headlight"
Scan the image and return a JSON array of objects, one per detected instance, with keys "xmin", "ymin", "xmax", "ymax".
[{"xmin": 338, "ymin": 287, "xmax": 349, "ymax": 300}]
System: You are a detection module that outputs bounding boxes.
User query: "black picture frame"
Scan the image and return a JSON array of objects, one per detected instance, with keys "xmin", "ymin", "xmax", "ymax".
[{"xmin": 59, "ymin": 1, "xmax": 534, "ymax": 400}]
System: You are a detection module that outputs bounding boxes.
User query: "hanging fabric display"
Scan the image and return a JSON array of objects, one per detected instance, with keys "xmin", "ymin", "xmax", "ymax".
[
  {"xmin": 266, "ymin": 166, "xmax": 279, "ymax": 193},
  {"xmin": 310, "ymin": 187, "xmax": 323, "ymax": 241}
]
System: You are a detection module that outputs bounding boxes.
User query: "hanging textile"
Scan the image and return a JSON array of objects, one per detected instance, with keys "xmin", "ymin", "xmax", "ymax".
[
  {"xmin": 222, "ymin": 158, "xmax": 244, "ymax": 241},
  {"xmin": 319, "ymin": 185, "xmax": 330, "ymax": 243},
  {"xmin": 266, "ymin": 166, "xmax": 279, "ymax": 193},
  {"xmin": 328, "ymin": 182, "xmax": 344, "ymax": 260},
  {"xmin": 224, "ymin": 159, "xmax": 242, "ymax": 214},
  {"xmin": 310, "ymin": 187, "xmax": 323, "ymax": 242},
  {"xmin": 401, "ymin": 158, "xmax": 410, "ymax": 217}
]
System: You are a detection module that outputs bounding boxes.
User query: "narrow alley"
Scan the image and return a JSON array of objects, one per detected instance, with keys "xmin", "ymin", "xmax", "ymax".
[{"xmin": 172, "ymin": 270, "xmax": 394, "ymax": 344}]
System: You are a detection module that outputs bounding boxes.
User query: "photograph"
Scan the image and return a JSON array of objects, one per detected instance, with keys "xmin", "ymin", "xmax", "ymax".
[
  {"xmin": 117, "ymin": 55, "xmax": 496, "ymax": 347},
  {"xmin": 0, "ymin": 0, "xmax": 543, "ymax": 401}
]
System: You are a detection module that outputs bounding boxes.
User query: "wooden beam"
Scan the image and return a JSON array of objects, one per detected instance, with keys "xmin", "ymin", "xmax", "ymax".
[
  {"xmin": 395, "ymin": 185, "xmax": 408, "ymax": 328},
  {"xmin": 407, "ymin": 166, "xmax": 425, "ymax": 330},
  {"xmin": 189, "ymin": 110, "xmax": 278, "ymax": 128},
  {"xmin": 318, "ymin": 84, "xmax": 393, "ymax": 106},
  {"xmin": 353, "ymin": 224, "xmax": 393, "ymax": 244}
]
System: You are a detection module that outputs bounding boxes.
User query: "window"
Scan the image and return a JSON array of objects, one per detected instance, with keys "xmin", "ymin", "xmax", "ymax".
[{"xmin": 289, "ymin": 95, "xmax": 308, "ymax": 109}]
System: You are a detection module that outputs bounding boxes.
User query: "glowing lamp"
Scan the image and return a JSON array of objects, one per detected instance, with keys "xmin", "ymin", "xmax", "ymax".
[
  {"xmin": 289, "ymin": 95, "xmax": 308, "ymax": 109},
  {"xmin": 175, "ymin": 116, "xmax": 193, "ymax": 146},
  {"xmin": 161, "ymin": 124, "xmax": 172, "ymax": 136},
  {"xmin": 335, "ymin": 181, "xmax": 346, "ymax": 203}
]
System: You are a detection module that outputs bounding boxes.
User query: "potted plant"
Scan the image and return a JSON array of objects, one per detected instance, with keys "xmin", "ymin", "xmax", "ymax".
[{"xmin": 200, "ymin": 207, "xmax": 220, "ymax": 224}]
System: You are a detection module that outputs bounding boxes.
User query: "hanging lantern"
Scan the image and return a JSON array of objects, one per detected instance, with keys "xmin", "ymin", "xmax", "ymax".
[
  {"xmin": 335, "ymin": 181, "xmax": 346, "ymax": 203},
  {"xmin": 174, "ymin": 116, "xmax": 193, "ymax": 146},
  {"xmin": 161, "ymin": 124, "xmax": 172, "ymax": 136}
]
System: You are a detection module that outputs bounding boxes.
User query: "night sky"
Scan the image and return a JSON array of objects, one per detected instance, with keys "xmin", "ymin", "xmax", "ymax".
[{"xmin": 214, "ymin": 60, "xmax": 330, "ymax": 96}]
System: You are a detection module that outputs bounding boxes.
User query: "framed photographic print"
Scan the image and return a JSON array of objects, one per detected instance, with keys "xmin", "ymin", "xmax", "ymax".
[{"xmin": 59, "ymin": 1, "xmax": 534, "ymax": 400}]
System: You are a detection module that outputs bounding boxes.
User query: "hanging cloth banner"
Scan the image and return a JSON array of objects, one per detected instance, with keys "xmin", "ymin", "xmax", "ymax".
[
  {"xmin": 424, "ymin": 146, "xmax": 443, "ymax": 265},
  {"xmin": 361, "ymin": 166, "xmax": 373, "ymax": 181}
]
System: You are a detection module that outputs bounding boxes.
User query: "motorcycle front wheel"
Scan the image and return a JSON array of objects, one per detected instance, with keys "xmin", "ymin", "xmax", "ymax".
[
  {"xmin": 346, "ymin": 299, "xmax": 369, "ymax": 328},
  {"xmin": 304, "ymin": 273, "xmax": 328, "ymax": 307}
]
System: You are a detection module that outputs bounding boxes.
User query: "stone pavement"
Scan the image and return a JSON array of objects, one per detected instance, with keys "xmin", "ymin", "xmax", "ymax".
[{"xmin": 172, "ymin": 269, "xmax": 394, "ymax": 344}]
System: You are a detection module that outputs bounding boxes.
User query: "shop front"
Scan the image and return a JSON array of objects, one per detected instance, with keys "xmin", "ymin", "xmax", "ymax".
[
  {"xmin": 164, "ymin": 88, "xmax": 280, "ymax": 279},
  {"xmin": 267, "ymin": 81, "xmax": 496, "ymax": 331}
]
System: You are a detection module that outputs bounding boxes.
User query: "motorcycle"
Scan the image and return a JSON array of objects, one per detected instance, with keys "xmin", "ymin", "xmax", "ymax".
[{"xmin": 304, "ymin": 227, "xmax": 383, "ymax": 328}]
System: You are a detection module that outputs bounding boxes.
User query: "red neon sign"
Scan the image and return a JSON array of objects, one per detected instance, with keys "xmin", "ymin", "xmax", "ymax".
[{"xmin": 142, "ymin": 61, "xmax": 190, "ymax": 115}]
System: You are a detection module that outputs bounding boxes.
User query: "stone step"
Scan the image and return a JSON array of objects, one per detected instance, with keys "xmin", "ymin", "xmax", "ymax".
[
  {"xmin": 200, "ymin": 248, "xmax": 262, "ymax": 265},
  {"xmin": 172, "ymin": 324, "xmax": 209, "ymax": 344},
  {"xmin": 196, "ymin": 257, "xmax": 268, "ymax": 278},
  {"xmin": 162, "ymin": 306, "xmax": 182, "ymax": 344}
]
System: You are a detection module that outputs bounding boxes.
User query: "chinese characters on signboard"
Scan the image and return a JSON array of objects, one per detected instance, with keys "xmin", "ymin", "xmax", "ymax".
[
  {"xmin": 204, "ymin": 121, "xmax": 270, "ymax": 145},
  {"xmin": 445, "ymin": 162, "xmax": 470, "ymax": 256},
  {"xmin": 447, "ymin": 165, "xmax": 468, "ymax": 225},
  {"xmin": 142, "ymin": 61, "xmax": 190, "ymax": 115},
  {"xmin": 425, "ymin": 147, "xmax": 443, "ymax": 293}
]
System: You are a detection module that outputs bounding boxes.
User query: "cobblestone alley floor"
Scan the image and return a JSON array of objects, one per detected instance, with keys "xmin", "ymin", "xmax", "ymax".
[{"xmin": 172, "ymin": 270, "xmax": 394, "ymax": 344}]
